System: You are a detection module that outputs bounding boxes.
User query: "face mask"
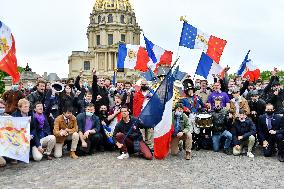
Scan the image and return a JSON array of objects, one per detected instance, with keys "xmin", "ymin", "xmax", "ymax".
[
  {"xmin": 239, "ymin": 118, "xmax": 246, "ymax": 122},
  {"xmin": 83, "ymin": 82, "xmax": 89, "ymax": 88},
  {"xmin": 28, "ymin": 85, "xmax": 34, "ymax": 90},
  {"xmin": 266, "ymin": 111, "xmax": 274, "ymax": 116},
  {"xmin": 175, "ymin": 111, "xmax": 182, "ymax": 117},
  {"xmin": 100, "ymin": 110, "xmax": 107, "ymax": 115},
  {"xmin": 69, "ymin": 84, "xmax": 74, "ymax": 88},
  {"xmin": 11, "ymin": 85, "xmax": 19, "ymax": 91},
  {"xmin": 214, "ymin": 106, "xmax": 222, "ymax": 112},
  {"xmin": 86, "ymin": 112, "xmax": 93, "ymax": 117},
  {"xmin": 0, "ymin": 108, "xmax": 5, "ymax": 115},
  {"xmin": 141, "ymin": 86, "xmax": 149, "ymax": 91}
]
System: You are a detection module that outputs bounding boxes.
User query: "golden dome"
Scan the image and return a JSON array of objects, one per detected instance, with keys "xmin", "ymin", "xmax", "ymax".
[{"xmin": 95, "ymin": 0, "xmax": 132, "ymax": 11}]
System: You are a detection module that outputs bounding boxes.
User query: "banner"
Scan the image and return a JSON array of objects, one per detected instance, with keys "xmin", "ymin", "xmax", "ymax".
[{"xmin": 0, "ymin": 116, "xmax": 30, "ymax": 163}]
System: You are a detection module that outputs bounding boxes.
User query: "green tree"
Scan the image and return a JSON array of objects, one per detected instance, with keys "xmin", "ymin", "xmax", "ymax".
[{"xmin": 0, "ymin": 67, "xmax": 25, "ymax": 94}]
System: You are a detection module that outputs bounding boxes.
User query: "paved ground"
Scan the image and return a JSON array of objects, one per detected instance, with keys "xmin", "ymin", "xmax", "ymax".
[{"xmin": 0, "ymin": 150, "xmax": 283, "ymax": 189}]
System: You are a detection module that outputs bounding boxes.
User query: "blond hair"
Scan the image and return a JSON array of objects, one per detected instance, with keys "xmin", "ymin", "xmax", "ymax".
[{"xmin": 18, "ymin": 99, "xmax": 30, "ymax": 108}]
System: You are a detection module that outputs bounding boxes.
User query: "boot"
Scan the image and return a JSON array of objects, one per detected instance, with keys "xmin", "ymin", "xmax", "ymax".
[
  {"xmin": 70, "ymin": 151, "xmax": 78, "ymax": 159},
  {"xmin": 185, "ymin": 151, "xmax": 191, "ymax": 160}
]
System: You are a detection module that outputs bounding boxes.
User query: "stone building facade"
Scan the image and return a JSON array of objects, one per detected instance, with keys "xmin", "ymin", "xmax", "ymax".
[{"xmin": 68, "ymin": 0, "xmax": 141, "ymax": 81}]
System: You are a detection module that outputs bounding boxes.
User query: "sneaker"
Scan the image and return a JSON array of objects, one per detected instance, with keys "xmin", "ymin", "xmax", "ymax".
[
  {"xmin": 247, "ymin": 152, "xmax": 254, "ymax": 158},
  {"xmin": 278, "ymin": 155, "xmax": 284, "ymax": 162},
  {"xmin": 185, "ymin": 151, "xmax": 191, "ymax": 160},
  {"xmin": 224, "ymin": 148, "xmax": 232, "ymax": 155},
  {"xmin": 117, "ymin": 152, "xmax": 129, "ymax": 160}
]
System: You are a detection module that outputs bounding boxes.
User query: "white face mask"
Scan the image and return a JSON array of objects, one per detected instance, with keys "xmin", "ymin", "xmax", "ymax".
[{"xmin": 175, "ymin": 111, "xmax": 183, "ymax": 116}]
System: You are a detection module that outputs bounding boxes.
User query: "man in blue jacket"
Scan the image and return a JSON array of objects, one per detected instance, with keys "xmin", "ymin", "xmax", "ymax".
[
  {"xmin": 31, "ymin": 102, "xmax": 56, "ymax": 161},
  {"xmin": 232, "ymin": 109, "xmax": 256, "ymax": 158},
  {"xmin": 258, "ymin": 103, "xmax": 284, "ymax": 162},
  {"xmin": 76, "ymin": 103, "xmax": 103, "ymax": 155}
]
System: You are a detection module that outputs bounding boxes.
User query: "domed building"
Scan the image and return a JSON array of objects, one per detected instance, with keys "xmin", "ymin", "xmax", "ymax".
[{"xmin": 68, "ymin": 0, "xmax": 142, "ymax": 81}]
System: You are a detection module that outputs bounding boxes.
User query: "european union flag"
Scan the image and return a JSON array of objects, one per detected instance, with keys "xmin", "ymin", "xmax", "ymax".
[{"xmin": 179, "ymin": 22, "xmax": 198, "ymax": 49}]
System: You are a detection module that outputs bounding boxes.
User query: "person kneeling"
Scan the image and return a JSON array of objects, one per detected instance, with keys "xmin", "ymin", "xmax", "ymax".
[
  {"xmin": 31, "ymin": 102, "xmax": 56, "ymax": 161},
  {"xmin": 232, "ymin": 110, "xmax": 256, "ymax": 158},
  {"xmin": 76, "ymin": 103, "xmax": 103, "ymax": 155},
  {"xmin": 113, "ymin": 106, "xmax": 152, "ymax": 160},
  {"xmin": 258, "ymin": 104, "xmax": 284, "ymax": 162},
  {"xmin": 171, "ymin": 103, "xmax": 192, "ymax": 160},
  {"xmin": 53, "ymin": 106, "xmax": 79, "ymax": 159}
]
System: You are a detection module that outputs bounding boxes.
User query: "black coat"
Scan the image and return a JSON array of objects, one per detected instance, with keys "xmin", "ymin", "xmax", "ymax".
[
  {"xmin": 30, "ymin": 115, "xmax": 51, "ymax": 147},
  {"xmin": 92, "ymin": 75, "xmax": 109, "ymax": 112},
  {"xmin": 232, "ymin": 118, "xmax": 256, "ymax": 145},
  {"xmin": 76, "ymin": 112, "xmax": 101, "ymax": 133},
  {"xmin": 258, "ymin": 114, "xmax": 284, "ymax": 143}
]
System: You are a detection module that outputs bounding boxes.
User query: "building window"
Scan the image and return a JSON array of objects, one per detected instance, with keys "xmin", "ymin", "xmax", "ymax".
[
  {"xmin": 108, "ymin": 14, "xmax": 113, "ymax": 23},
  {"xmin": 98, "ymin": 15, "xmax": 101, "ymax": 23},
  {"xmin": 129, "ymin": 17, "xmax": 133, "ymax": 24},
  {"xmin": 121, "ymin": 34, "xmax": 126, "ymax": 42},
  {"xmin": 108, "ymin": 34, "xmax": 113, "ymax": 45},
  {"xmin": 84, "ymin": 61, "xmax": 90, "ymax": 71},
  {"xmin": 120, "ymin": 15, "xmax": 125, "ymax": 23},
  {"xmin": 96, "ymin": 35, "xmax": 100, "ymax": 45}
]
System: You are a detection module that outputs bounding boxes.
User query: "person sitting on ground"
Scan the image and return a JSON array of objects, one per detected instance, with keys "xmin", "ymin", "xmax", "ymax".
[
  {"xmin": 171, "ymin": 103, "xmax": 193, "ymax": 160},
  {"xmin": 113, "ymin": 105, "xmax": 153, "ymax": 160},
  {"xmin": 211, "ymin": 97, "xmax": 233, "ymax": 155},
  {"xmin": 53, "ymin": 106, "xmax": 79, "ymax": 159},
  {"xmin": 11, "ymin": 99, "xmax": 33, "ymax": 164},
  {"xmin": 31, "ymin": 102, "xmax": 56, "ymax": 161},
  {"xmin": 258, "ymin": 103, "xmax": 284, "ymax": 162},
  {"xmin": 76, "ymin": 103, "xmax": 103, "ymax": 155},
  {"xmin": 232, "ymin": 109, "xmax": 256, "ymax": 158}
]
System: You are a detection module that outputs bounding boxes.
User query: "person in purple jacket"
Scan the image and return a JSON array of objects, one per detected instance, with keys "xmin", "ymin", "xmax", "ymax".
[{"xmin": 208, "ymin": 81, "xmax": 230, "ymax": 110}]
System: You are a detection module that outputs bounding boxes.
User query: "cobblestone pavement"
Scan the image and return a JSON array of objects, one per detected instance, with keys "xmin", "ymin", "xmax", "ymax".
[{"xmin": 0, "ymin": 150, "xmax": 283, "ymax": 189}]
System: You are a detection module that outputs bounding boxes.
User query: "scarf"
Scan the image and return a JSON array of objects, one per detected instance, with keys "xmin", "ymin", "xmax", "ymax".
[{"xmin": 34, "ymin": 113, "xmax": 45, "ymax": 129}]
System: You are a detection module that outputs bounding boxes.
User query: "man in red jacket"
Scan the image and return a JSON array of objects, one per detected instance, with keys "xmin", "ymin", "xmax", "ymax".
[{"xmin": 133, "ymin": 80, "xmax": 154, "ymax": 150}]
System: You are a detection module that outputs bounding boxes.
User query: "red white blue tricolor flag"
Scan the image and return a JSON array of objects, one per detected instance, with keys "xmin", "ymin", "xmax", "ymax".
[
  {"xmin": 179, "ymin": 21, "xmax": 227, "ymax": 63},
  {"xmin": 143, "ymin": 35, "xmax": 173, "ymax": 71},
  {"xmin": 139, "ymin": 72, "xmax": 174, "ymax": 159},
  {"xmin": 117, "ymin": 44, "xmax": 149, "ymax": 72},
  {"xmin": 237, "ymin": 50, "xmax": 260, "ymax": 82},
  {"xmin": 195, "ymin": 52, "xmax": 223, "ymax": 83},
  {"xmin": 0, "ymin": 21, "xmax": 20, "ymax": 84}
]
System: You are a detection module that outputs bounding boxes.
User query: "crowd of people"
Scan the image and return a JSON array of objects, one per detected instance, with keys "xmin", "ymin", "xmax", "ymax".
[{"xmin": 0, "ymin": 67, "xmax": 284, "ymax": 168}]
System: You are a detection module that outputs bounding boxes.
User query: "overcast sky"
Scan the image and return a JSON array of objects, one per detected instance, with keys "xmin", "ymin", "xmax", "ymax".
[{"xmin": 1, "ymin": 0, "xmax": 283, "ymax": 78}]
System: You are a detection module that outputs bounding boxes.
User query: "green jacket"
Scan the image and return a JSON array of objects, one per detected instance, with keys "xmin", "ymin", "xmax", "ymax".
[{"xmin": 172, "ymin": 112, "xmax": 192, "ymax": 134}]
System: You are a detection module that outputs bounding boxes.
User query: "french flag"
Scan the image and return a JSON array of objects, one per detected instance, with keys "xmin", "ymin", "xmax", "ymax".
[
  {"xmin": 0, "ymin": 21, "xmax": 20, "ymax": 84},
  {"xmin": 195, "ymin": 52, "xmax": 223, "ymax": 83},
  {"xmin": 117, "ymin": 44, "xmax": 150, "ymax": 72},
  {"xmin": 144, "ymin": 36, "xmax": 173, "ymax": 71},
  {"xmin": 139, "ymin": 72, "xmax": 174, "ymax": 160},
  {"xmin": 179, "ymin": 21, "xmax": 227, "ymax": 63},
  {"xmin": 237, "ymin": 50, "xmax": 260, "ymax": 82}
]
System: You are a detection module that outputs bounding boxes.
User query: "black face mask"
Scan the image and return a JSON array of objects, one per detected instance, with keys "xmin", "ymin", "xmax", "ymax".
[
  {"xmin": 266, "ymin": 111, "xmax": 274, "ymax": 116},
  {"xmin": 214, "ymin": 106, "xmax": 222, "ymax": 112},
  {"xmin": 141, "ymin": 86, "xmax": 149, "ymax": 91},
  {"xmin": 100, "ymin": 110, "xmax": 107, "ymax": 115},
  {"xmin": 69, "ymin": 84, "xmax": 74, "ymax": 89}
]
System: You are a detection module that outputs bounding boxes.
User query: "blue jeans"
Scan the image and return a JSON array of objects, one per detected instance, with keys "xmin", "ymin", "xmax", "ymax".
[{"xmin": 212, "ymin": 130, "xmax": 232, "ymax": 152}]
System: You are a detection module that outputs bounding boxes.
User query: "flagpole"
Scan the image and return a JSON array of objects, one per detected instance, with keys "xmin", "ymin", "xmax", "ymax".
[{"xmin": 121, "ymin": 57, "xmax": 180, "ymax": 145}]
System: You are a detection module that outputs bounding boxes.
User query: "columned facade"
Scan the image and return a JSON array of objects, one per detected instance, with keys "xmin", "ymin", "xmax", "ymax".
[{"xmin": 68, "ymin": 0, "xmax": 141, "ymax": 81}]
